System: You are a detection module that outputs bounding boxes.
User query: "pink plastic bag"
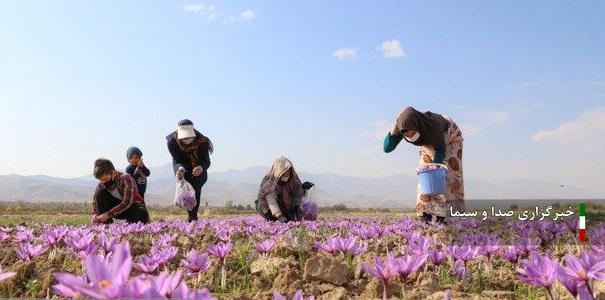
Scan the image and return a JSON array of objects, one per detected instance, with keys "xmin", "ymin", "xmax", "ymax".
[{"xmin": 174, "ymin": 179, "xmax": 196, "ymax": 211}]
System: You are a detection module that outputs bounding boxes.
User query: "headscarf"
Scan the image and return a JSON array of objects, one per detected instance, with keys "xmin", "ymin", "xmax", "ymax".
[
  {"xmin": 396, "ymin": 106, "xmax": 449, "ymax": 149},
  {"xmin": 167, "ymin": 129, "xmax": 214, "ymax": 168},
  {"xmin": 126, "ymin": 146, "xmax": 143, "ymax": 159},
  {"xmin": 257, "ymin": 157, "xmax": 304, "ymax": 208}
]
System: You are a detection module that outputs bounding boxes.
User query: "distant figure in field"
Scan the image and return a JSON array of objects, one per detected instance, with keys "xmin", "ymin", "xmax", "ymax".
[
  {"xmin": 166, "ymin": 119, "xmax": 213, "ymax": 222},
  {"xmin": 125, "ymin": 146, "xmax": 151, "ymax": 199},
  {"xmin": 256, "ymin": 157, "xmax": 314, "ymax": 223},
  {"xmin": 384, "ymin": 106, "xmax": 465, "ymax": 224},
  {"xmin": 92, "ymin": 158, "xmax": 149, "ymax": 224}
]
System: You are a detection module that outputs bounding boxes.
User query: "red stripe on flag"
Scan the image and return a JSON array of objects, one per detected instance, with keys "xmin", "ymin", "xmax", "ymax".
[{"xmin": 579, "ymin": 229, "xmax": 586, "ymax": 243}]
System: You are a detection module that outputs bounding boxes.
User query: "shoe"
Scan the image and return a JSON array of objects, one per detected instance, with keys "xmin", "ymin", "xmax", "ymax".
[
  {"xmin": 277, "ymin": 215, "xmax": 288, "ymax": 223},
  {"xmin": 421, "ymin": 212, "xmax": 433, "ymax": 224}
]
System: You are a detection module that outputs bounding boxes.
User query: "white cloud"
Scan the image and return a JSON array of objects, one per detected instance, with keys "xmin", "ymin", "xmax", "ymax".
[
  {"xmin": 332, "ymin": 47, "xmax": 357, "ymax": 60},
  {"xmin": 183, "ymin": 4, "xmax": 219, "ymax": 21},
  {"xmin": 459, "ymin": 123, "xmax": 482, "ymax": 137},
  {"xmin": 183, "ymin": 4, "xmax": 203, "ymax": 12},
  {"xmin": 378, "ymin": 39, "xmax": 405, "ymax": 59},
  {"xmin": 228, "ymin": 10, "xmax": 256, "ymax": 22},
  {"xmin": 533, "ymin": 107, "xmax": 605, "ymax": 145}
]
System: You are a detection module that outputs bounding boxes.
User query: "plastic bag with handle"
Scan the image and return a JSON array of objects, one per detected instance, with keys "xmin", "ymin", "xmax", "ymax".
[
  {"xmin": 174, "ymin": 179, "xmax": 197, "ymax": 210},
  {"xmin": 300, "ymin": 186, "xmax": 318, "ymax": 221}
]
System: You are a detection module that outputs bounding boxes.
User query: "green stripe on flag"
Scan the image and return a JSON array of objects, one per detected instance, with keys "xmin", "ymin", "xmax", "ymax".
[{"xmin": 579, "ymin": 203, "xmax": 586, "ymax": 216}]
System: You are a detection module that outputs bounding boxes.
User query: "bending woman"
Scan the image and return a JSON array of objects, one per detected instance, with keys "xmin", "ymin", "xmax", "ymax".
[
  {"xmin": 255, "ymin": 157, "xmax": 314, "ymax": 222},
  {"xmin": 167, "ymin": 119, "xmax": 213, "ymax": 222},
  {"xmin": 384, "ymin": 106, "xmax": 465, "ymax": 223}
]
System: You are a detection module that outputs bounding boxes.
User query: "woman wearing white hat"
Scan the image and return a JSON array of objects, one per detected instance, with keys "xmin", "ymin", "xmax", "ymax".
[{"xmin": 166, "ymin": 119, "xmax": 214, "ymax": 222}]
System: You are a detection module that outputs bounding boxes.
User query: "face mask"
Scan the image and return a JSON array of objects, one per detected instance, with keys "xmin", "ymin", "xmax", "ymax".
[
  {"xmin": 405, "ymin": 132, "xmax": 420, "ymax": 143},
  {"xmin": 181, "ymin": 138, "xmax": 195, "ymax": 145},
  {"xmin": 280, "ymin": 176, "xmax": 290, "ymax": 182}
]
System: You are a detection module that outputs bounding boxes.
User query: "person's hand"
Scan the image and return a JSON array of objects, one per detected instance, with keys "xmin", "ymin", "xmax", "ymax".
[
  {"xmin": 277, "ymin": 215, "xmax": 288, "ymax": 223},
  {"xmin": 192, "ymin": 166, "xmax": 203, "ymax": 177},
  {"xmin": 176, "ymin": 167, "xmax": 185, "ymax": 180},
  {"xmin": 96, "ymin": 213, "xmax": 110, "ymax": 223},
  {"xmin": 302, "ymin": 181, "xmax": 314, "ymax": 190},
  {"xmin": 137, "ymin": 160, "xmax": 145, "ymax": 168},
  {"xmin": 390, "ymin": 124, "xmax": 401, "ymax": 136}
]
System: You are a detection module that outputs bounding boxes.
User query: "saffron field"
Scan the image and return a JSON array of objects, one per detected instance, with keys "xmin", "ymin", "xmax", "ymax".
[{"xmin": 0, "ymin": 207, "xmax": 604, "ymax": 299}]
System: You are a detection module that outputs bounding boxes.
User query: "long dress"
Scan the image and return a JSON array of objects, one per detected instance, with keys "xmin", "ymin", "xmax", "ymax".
[{"xmin": 415, "ymin": 116, "xmax": 465, "ymax": 217}]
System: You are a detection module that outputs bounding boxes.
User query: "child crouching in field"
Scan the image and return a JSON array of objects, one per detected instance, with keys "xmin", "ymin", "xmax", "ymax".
[
  {"xmin": 125, "ymin": 146, "xmax": 151, "ymax": 199},
  {"xmin": 92, "ymin": 158, "xmax": 149, "ymax": 224}
]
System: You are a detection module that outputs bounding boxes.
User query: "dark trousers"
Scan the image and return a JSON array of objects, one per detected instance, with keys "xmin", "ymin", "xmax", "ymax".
[
  {"xmin": 255, "ymin": 199, "xmax": 299, "ymax": 222},
  {"xmin": 186, "ymin": 170, "xmax": 208, "ymax": 222},
  {"xmin": 94, "ymin": 189, "xmax": 149, "ymax": 224}
]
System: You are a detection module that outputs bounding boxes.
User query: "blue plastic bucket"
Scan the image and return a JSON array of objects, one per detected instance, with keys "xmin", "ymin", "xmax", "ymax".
[{"xmin": 417, "ymin": 168, "xmax": 447, "ymax": 195}]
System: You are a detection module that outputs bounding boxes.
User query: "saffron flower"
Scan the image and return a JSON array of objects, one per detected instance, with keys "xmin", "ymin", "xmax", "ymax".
[
  {"xmin": 16, "ymin": 243, "xmax": 47, "ymax": 262},
  {"xmin": 558, "ymin": 252, "xmax": 605, "ymax": 299},
  {"xmin": 255, "ymin": 239, "xmax": 276, "ymax": 257},
  {"xmin": 362, "ymin": 255, "xmax": 398, "ymax": 300},
  {"xmin": 517, "ymin": 251, "xmax": 559, "ymax": 300},
  {"xmin": 53, "ymin": 241, "xmax": 133, "ymax": 298},
  {"xmin": 181, "ymin": 249, "xmax": 212, "ymax": 275},
  {"xmin": 0, "ymin": 265, "xmax": 16, "ymax": 282}
]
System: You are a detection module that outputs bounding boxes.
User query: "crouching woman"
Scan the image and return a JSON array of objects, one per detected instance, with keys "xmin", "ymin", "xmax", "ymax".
[
  {"xmin": 92, "ymin": 158, "xmax": 150, "ymax": 224},
  {"xmin": 255, "ymin": 157, "xmax": 314, "ymax": 223}
]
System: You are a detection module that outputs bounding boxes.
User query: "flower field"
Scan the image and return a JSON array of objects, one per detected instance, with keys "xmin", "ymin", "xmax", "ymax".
[{"xmin": 0, "ymin": 215, "xmax": 604, "ymax": 299}]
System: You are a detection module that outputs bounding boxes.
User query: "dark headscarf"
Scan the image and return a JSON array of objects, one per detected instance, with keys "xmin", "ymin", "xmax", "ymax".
[{"xmin": 396, "ymin": 106, "xmax": 449, "ymax": 149}]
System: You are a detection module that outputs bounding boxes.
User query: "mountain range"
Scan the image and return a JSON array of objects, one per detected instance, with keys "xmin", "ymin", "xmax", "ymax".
[{"xmin": 0, "ymin": 164, "xmax": 602, "ymax": 208}]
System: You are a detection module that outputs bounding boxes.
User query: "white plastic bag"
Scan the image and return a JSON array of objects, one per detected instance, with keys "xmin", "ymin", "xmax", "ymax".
[
  {"xmin": 174, "ymin": 179, "xmax": 197, "ymax": 210},
  {"xmin": 300, "ymin": 188, "xmax": 318, "ymax": 221}
]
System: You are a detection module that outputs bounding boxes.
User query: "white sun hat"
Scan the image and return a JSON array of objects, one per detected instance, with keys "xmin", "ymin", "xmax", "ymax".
[{"xmin": 177, "ymin": 124, "xmax": 196, "ymax": 139}]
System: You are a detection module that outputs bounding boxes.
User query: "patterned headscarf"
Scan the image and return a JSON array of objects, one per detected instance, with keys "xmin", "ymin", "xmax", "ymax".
[{"xmin": 257, "ymin": 157, "xmax": 304, "ymax": 208}]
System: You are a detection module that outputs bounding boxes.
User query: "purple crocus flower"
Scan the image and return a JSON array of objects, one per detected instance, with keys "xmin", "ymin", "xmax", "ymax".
[
  {"xmin": 16, "ymin": 243, "xmax": 47, "ymax": 262},
  {"xmin": 558, "ymin": 252, "xmax": 605, "ymax": 298},
  {"xmin": 517, "ymin": 251, "xmax": 559, "ymax": 299},
  {"xmin": 42, "ymin": 226, "xmax": 68, "ymax": 247},
  {"xmin": 13, "ymin": 228, "xmax": 34, "ymax": 244},
  {"xmin": 65, "ymin": 231, "xmax": 98, "ymax": 259},
  {"xmin": 172, "ymin": 283, "xmax": 217, "ymax": 300},
  {"xmin": 149, "ymin": 270, "xmax": 185, "ymax": 298},
  {"xmin": 517, "ymin": 236, "xmax": 541, "ymax": 256},
  {"xmin": 206, "ymin": 241, "xmax": 233, "ymax": 261},
  {"xmin": 53, "ymin": 241, "xmax": 132, "ymax": 299},
  {"xmin": 98, "ymin": 234, "xmax": 119, "ymax": 254},
  {"xmin": 0, "ymin": 265, "xmax": 16, "ymax": 282},
  {"xmin": 316, "ymin": 239, "xmax": 338, "ymax": 255},
  {"xmin": 255, "ymin": 239, "xmax": 276, "ymax": 257},
  {"xmin": 393, "ymin": 253, "xmax": 427, "ymax": 279},
  {"xmin": 334, "ymin": 236, "xmax": 367, "ymax": 257},
  {"xmin": 448, "ymin": 244, "xmax": 479, "ymax": 263},
  {"xmin": 150, "ymin": 246, "xmax": 178, "ymax": 266},
  {"xmin": 428, "ymin": 249, "xmax": 447, "ymax": 266},
  {"xmin": 500, "ymin": 246, "xmax": 521, "ymax": 264},
  {"xmin": 0, "ymin": 231, "xmax": 8, "ymax": 243},
  {"xmin": 181, "ymin": 249, "xmax": 212, "ymax": 275},
  {"xmin": 362, "ymin": 255, "xmax": 398, "ymax": 300},
  {"xmin": 135, "ymin": 255, "xmax": 160, "ymax": 274},
  {"xmin": 407, "ymin": 236, "xmax": 431, "ymax": 256}
]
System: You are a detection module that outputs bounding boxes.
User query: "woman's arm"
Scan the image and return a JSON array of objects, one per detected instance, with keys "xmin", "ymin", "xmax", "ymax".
[
  {"xmin": 168, "ymin": 140, "xmax": 189, "ymax": 175},
  {"xmin": 433, "ymin": 143, "xmax": 446, "ymax": 164},
  {"xmin": 384, "ymin": 132, "xmax": 404, "ymax": 153}
]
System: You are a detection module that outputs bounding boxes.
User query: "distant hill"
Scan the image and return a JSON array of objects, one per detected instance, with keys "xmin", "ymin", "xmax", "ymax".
[{"xmin": 1, "ymin": 164, "xmax": 602, "ymax": 208}]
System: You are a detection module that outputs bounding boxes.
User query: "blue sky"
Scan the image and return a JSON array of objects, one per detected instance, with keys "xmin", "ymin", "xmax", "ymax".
[{"xmin": 0, "ymin": 1, "xmax": 604, "ymax": 190}]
